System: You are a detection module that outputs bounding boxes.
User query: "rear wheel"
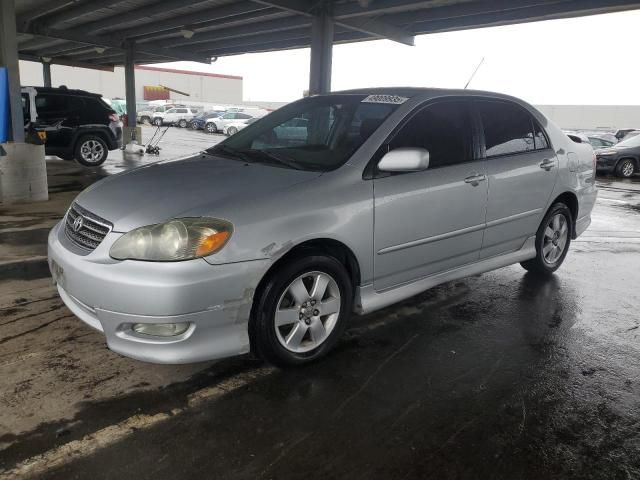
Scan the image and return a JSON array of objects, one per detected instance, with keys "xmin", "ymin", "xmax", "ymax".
[
  {"xmin": 227, "ymin": 126, "xmax": 238, "ymax": 136},
  {"xmin": 178, "ymin": 119, "xmax": 188, "ymax": 128},
  {"xmin": 74, "ymin": 135, "xmax": 108, "ymax": 167},
  {"xmin": 205, "ymin": 123, "xmax": 217, "ymax": 133},
  {"xmin": 521, "ymin": 202, "xmax": 572, "ymax": 275},
  {"xmin": 140, "ymin": 116, "xmax": 150, "ymax": 124},
  {"xmin": 616, "ymin": 158, "xmax": 636, "ymax": 178},
  {"xmin": 153, "ymin": 117, "xmax": 163, "ymax": 126},
  {"xmin": 252, "ymin": 255, "xmax": 352, "ymax": 367}
]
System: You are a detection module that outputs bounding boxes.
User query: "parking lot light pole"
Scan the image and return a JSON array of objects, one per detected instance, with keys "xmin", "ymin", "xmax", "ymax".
[
  {"xmin": 309, "ymin": 2, "xmax": 333, "ymax": 95},
  {"xmin": 125, "ymin": 41, "xmax": 137, "ymax": 129}
]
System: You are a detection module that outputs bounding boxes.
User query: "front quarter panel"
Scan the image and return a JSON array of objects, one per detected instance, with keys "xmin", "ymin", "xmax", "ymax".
[{"xmin": 202, "ymin": 167, "xmax": 375, "ymax": 285}]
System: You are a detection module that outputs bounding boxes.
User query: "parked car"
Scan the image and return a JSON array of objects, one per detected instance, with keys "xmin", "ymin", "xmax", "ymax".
[
  {"xmin": 136, "ymin": 104, "xmax": 182, "ymax": 124},
  {"xmin": 222, "ymin": 117, "xmax": 258, "ymax": 135},
  {"xmin": 48, "ymin": 88, "xmax": 597, "ymax": 366},
  {"xmin": 588, "ymin": 136, "xmax": 616, "ymax": 149},
  {"xmin": 190, "ymin": 110, "xmax": 226, "ymax": 130},
  {"xmin": 614, "ymin": 128, "xmax": 640, "ymax": 141},
  {"xmin": 205, "ymin": 111, "xmax": 256, "ymax": 133},
  {"xmin": 153, "ymin": 107, "xmax": 200, "ymax": 127},
  {"xmin": 22, "ymin": 86, "xmax": 122, "ymax": 166},
  {"xmin": 595, "ymin": 133, "xmax": 640, "ymax": 177}
]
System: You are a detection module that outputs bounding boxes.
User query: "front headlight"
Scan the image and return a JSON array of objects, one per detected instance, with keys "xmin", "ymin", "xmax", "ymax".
[{"xmin": 110, "ymin": 217, "xmax": 233, "ymax": 261}]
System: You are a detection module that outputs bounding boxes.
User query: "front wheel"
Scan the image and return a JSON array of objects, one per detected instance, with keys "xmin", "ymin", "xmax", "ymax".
[
  {"xmin": 227, "ymin": 126, "xmax": 238, "ymax": 136},
  {"xmin": 178, "ymin": 119, "xmax": 188, "ymax": 128},
  {"xmin": 153, "ymin": 117, "xmax": 163, "ymax": 126},
  {"xmin": 521, "ymin": 202, "xmax": 572, "ymax": 275},
  {"xmin": 252, "ymin": 255, "xmax": 353, "ymax": 367},
  {"xmin": 205, "ymin": 123, "xmax": 217, "ymax": 133},
  {"xmin": 74, "ymin": 135, "xmax": 108, "ymax": 167},
  {"xmin": 616, "ymin": 158, "xmax": 636, "ymax": 178}
]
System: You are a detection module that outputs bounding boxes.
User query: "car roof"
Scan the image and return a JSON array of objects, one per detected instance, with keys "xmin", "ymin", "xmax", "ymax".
[
  {"xmin": 26, "ymin": 86, "xmax": 102, "ymax": 97},
  {"xmin": 330, "ymin": 87, "xmax": 522, "ymax": 101}
]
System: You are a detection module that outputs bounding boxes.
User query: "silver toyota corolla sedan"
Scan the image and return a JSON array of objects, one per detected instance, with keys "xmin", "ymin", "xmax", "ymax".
[{"xmin": 48, "ymin": 88, "xmax": 598, "ymax": 366}]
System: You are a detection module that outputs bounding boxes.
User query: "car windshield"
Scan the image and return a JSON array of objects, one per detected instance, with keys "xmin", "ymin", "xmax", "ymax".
[
  {"xmin": 207, "ymin": 94, "xmax": 400, "ymax": 171},
  {"xmin": 617, "ymin": 133, "xmax": 640, "ymax": 148}
]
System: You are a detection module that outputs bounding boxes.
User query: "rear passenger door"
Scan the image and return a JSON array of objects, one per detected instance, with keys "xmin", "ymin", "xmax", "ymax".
[
  {"xmin": 373, "ymin": 99, "xmax": 488, "ymax": 290},
  {"xmin": 474, "ymin": 99, "xmax": 558, "ymax": 259}
]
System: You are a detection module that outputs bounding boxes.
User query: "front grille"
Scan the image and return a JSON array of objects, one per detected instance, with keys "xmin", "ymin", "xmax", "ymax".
[{"xmin": 64, "ymin": 203, "xmax": 112, "ymax": 251}]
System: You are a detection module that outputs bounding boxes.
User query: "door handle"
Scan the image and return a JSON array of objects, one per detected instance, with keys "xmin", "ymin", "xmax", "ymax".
[
  {"xmin": 464, "ymin": 173, "xmax": 486, "ymax": 186},
  {"xmin": 539, "ymin": 159, "xmax": 555, "ymax": 170}
]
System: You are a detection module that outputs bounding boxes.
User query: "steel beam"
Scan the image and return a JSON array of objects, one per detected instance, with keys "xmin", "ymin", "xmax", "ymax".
[
  {"xmin": 19, "ymin": 52, "xmax": 115, "ymax": 72},
  {"xmin": 42, "ymin": 61, "xmax": 52, "ymax": 87},
  {"xmin": 309, "ymin": 5, "xmax": 333, "ymax": 95},
  {"xmin": 124, "ymin": 42, "xmax": 137, "ymax": 129},
  {"xmin": 253, "ymin": 0, "xmax": 414, "ymax": 45},
  {"xmin": 35, "ymin": 0, "xmax": 125, "ymax": 29},
  {"xmin": 101, "ymin": 2, "xmax": 273, "ymax": 40},
  {"xmin": 151, "ymin": 15, "xmax": 309, "ymax": 49},
  {"xmin": 20, "ymin": 25, "xmax": 211, "ymax": 64},
  {"xmin": 0, "ymin": 0, "xmax": 25, "ymax": 142}
]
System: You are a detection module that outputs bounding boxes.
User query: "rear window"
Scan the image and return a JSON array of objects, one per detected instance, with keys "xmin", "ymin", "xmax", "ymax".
[{"xmin": 477, "ymin": 101, "xmax": 535, "ymax": 157}]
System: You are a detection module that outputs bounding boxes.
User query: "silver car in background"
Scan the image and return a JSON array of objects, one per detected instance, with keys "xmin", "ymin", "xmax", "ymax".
[{"xmin": 48, "ymin": 88, "xmax": 597, "ymax": 366}]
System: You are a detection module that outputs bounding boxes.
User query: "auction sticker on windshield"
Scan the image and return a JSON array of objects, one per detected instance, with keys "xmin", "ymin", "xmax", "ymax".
[{"xmin": 361, "ymin": 94, "xmax": 409, "ymax": 104}]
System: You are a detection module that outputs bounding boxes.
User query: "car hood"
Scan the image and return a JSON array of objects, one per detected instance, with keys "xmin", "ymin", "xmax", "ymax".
[{"xmin": 75, "ymin": 154, "xmax": 321, "ymax": 232}]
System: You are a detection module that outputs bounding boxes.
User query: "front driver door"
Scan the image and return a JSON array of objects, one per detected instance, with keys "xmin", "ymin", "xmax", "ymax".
[{"xmin": 373, "ymin": 99, "xmax": 488, "ymax": 291}]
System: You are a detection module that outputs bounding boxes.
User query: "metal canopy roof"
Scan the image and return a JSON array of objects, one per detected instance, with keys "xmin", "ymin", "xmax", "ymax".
[{"xmin": 14, "ymin": 0, "xmax": 640, "ymax": 69}]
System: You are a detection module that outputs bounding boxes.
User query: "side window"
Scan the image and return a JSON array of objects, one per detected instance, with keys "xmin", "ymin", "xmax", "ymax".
[
  {"xmin": 165, "ymin": 108, "xmax": 176, "ymax": 114},
  {"xmin": 389, "ymin": 100, "xmax": 472, "ymax": 169},
  {"xmin": 34, "ymin": 94, "xmax": 68, "ymax": 117},
  {"xmin": 477, "ymin": 101, "xmax": 535, "ymax": 157},
  {"xmin": 177, "ymin": 108, "xmax": 188, "ymax": 113},
  {"xmin": 238, "ymin": 113, "xmax": 251, "ymax": 119},
  {"xmin": 534, "ymin": 122, "xmax": 550, "ymax": 150}
]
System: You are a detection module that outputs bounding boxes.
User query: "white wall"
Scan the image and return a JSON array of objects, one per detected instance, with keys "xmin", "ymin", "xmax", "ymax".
[
  {"xmin": 535, "ymin": 105, "xmax": 640, "ymax": 130},
  {"xmin": 18, "ymin": 61, "xmax": 243, "ymax": 104}
]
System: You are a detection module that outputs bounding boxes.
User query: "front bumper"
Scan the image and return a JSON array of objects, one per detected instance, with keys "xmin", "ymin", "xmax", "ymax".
[
  {"xmin": 596, "ymin": 156, "xmax": 617, "ymax": 173},
  {"xmin": 48, "ymin": 221, "xmax": 269, "ymax": 364}
]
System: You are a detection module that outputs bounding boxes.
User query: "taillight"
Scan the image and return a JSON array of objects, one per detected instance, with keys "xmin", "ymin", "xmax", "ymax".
[{"xmin": 109, "ymin": 113, "xmax": 119, "ymax": 123}]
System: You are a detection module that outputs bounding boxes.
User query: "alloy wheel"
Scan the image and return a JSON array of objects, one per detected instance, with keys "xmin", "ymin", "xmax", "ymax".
[
  {"xmin": 79, "ymin": 140, "xmax": 105, "ymax": 164},
  {"xmin": 621, "ymin": 160, "xmax": 635, "ymax": 177},
  {"xmin": 542, "ymin": 213, "xmax": 568, "ymax": 264},
  {"xmin": 274, "ymin": 271, "xmax": 341, "ymax": 353}
]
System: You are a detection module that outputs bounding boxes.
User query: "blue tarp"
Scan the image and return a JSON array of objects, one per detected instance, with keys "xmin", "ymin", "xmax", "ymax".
[{"xmin": 0, "ymin": 67, "xmax": 9, "ymax": 143}]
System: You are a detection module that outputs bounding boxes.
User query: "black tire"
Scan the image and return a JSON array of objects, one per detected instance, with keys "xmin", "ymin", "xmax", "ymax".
[
  {"xmin": 615, "ymin": 158, "xmax": 636, "ymax": 178},
  {"xmin": 252, "ymin": 254, "xmax": 353, "ymax": 367},
  {"xmin": 521, "ymin": 202, "xmax": 572, "ymax": 275},
  {"xmin": 178, "ymin": 119, "xmax": 188, "ymax": 128},
  {"xmin": 140, "ymin": 116, "xmax": 150, "ymax": 124},
  {"xmin": 74, "ymin": 135, "xmax": 108, "ymax": 167},
  {"xmin": 205, "ymin": 122, "xmax": 217, "ymax": 134},
  {"xmin": 227, "ymin": 126, "xmax": 238, "ymax": 136},
  {"xmin": 189, "ymin": 121, "xmax": 198, "ymax": 129},
  {"xmin": 153, "ymin": 117, "xmax": 163, "ymax": 126}
]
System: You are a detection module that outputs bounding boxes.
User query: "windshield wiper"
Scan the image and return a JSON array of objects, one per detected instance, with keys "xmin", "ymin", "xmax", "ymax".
[
  {"xmin": 243, "ymin": 149, "xmax": 303, "ymax": 170},
  {"xmin": 206, "ymin": 144, "xmax": 252, "ymax": 162}
]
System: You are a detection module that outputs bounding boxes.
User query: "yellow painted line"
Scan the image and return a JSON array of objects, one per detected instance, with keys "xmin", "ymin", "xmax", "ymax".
[{"xmin": 0, "ymin": 367, "xmax": 274, "ymax": 480}]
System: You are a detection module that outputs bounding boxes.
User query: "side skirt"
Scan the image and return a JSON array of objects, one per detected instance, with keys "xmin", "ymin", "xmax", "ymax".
[{"xmin": 354, "ymin": 236, "xmax": 536, "ymax": 315}]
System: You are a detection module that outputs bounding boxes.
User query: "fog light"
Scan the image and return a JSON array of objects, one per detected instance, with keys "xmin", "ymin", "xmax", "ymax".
[{"xmin": 132, "ymin": 322, "xmax": 190, "ymax": 337}]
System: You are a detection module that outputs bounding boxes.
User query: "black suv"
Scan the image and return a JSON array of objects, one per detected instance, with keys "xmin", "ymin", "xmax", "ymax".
[{"xmin": 22, "ymin": 86, "xmax": 122, "ymax": 166}]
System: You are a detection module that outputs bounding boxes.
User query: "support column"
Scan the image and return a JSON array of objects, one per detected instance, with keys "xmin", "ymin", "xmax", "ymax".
[
  {"xmin": 308, "ymin": 3, "xmax": 333, "ymax": 95},
  {"xmin": 42, "ymin": 61, "xmax": 51, "ymax": 87},
  {"xmin": 0, "ymin": 0, "xmax": 48, "ymax": 204},
  {"xmin": 0, "ymin": 0, "xmax": 24, "ymax": 142},
  {"xmin": 124, "ymin": 42, "xmax": 137, "ymax": 128}
]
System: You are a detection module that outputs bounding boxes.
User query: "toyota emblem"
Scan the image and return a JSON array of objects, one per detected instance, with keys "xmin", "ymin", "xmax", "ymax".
[{"xmin": 73, "ymin": 215, "xmax": 84, "ymax": 232}]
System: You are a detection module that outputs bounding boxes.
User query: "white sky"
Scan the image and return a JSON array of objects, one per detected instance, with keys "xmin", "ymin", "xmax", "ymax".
[{"xmin": 153, "ymin": 9, "xmax": 640, "ymax": 105}]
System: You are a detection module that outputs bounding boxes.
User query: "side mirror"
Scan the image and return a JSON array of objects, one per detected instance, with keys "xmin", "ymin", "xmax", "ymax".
[{"xmin": 378, "ymin": 147, "xmax": 430, "ymax": 172}]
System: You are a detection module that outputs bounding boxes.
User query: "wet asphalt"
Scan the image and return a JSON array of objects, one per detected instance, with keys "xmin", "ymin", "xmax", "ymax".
[{"xmin": 0, "ymin": 127, "xmax": 639, "ymax": 479}]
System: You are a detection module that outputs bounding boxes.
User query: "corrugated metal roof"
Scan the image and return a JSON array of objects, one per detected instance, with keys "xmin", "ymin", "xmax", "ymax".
[{"xmin": 15, "ymin": 0, "xmax": 640, "ymax": 70}]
